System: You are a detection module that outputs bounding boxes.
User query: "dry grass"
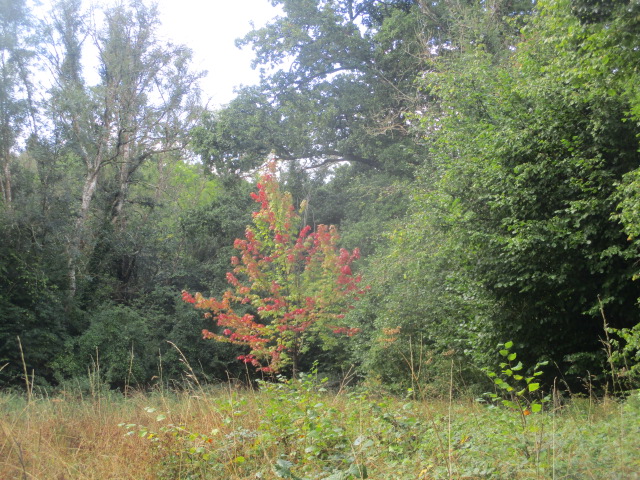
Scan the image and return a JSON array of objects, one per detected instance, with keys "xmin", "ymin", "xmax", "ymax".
[
  {"xmin": 0, "ymin": 384, "xmax": 270, "ymax": 480},
  {"xmin": 1, "ymin": 392, "xmax": 154, "ymax": 479},
  {"xmin": 1, "ymin": 383, "xmax": 639, "ymax": 480}
]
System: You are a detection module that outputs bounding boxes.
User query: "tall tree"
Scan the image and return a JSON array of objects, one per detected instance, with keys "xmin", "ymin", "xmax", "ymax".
[
  {"xmin": 44, "ymin": 0, "xmax": 203, "ymax": 297},
  {"xmin": 0, "ymin": 0, "xmax": 37, "ymax": 207},
  {"xmin": 194, "ymin": 0, "xmax": 430, "ymax": 177}
]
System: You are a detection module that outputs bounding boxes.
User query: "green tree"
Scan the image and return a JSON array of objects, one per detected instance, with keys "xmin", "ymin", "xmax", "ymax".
[
  {"xmin": 386, "ymin": 0, "xmax": 640, "ymax": 384},
  {"xmin": 0, "ymin": 213, "xmax": 68, "ymax": 387},
  {"xmin": 0, "ymin": 0, "xmax": 38, "ymax": 207},
  {"xmin": 195, "ymin": 0, "xmax": 431, "ymax": 177},
  {"xmin": 44, "ymin": 0, "xmax": 202, "ymax": 298}
]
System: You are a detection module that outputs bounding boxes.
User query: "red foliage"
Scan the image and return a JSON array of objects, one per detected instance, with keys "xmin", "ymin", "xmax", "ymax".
[{"xmin": 184, "ymin": 162, "xmax": 366, "ymax": 373}]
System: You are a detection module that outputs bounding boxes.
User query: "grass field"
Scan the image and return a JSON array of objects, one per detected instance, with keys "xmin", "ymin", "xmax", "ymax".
[{"xmin": 1, "ymin": 375, "xmax": 639, "ymax": 479}]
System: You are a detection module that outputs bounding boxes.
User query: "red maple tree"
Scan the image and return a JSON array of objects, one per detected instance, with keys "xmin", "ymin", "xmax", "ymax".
[{"xmin": 183, "ymin": 163, "xmax": 366, "ymax": 374}]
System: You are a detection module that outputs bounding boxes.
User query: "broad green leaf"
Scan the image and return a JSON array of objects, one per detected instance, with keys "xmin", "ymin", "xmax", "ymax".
[{"xmin": 348, "ymin": 462, "xmax": 368, "ymax": 478}]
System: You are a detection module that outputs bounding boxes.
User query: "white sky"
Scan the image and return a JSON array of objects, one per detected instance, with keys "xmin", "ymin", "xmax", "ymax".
[{"xmin": 153, "ymin": 0, "xmax": 281, "ymax": 107}]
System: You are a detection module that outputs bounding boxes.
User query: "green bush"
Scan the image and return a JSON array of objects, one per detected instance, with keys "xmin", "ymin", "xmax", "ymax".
[{"xmin": 65, "ymin": 303, "xmax": 156, "ymax": 389}]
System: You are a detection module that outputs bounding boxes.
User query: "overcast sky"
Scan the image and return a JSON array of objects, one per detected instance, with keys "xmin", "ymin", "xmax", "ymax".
[{"xmin": 153, "ymin": 0, "xmax": 281, "ymax": 106}]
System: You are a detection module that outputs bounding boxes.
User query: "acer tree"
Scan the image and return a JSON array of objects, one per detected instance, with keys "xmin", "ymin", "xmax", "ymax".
[{"xmin": 183, "ymin": 163, "xmax": 366, "ymax": 374}]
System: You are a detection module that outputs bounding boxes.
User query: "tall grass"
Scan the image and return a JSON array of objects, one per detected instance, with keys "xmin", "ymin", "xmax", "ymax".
[{"xmin": 1, "ymin": 376, "xmax": 639, "ymax": 479}]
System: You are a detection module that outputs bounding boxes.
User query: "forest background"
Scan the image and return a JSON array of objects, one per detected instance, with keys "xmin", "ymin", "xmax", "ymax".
[{"xmin": 1, "ymin": 0, "xmax": 640, "ymax": 395}]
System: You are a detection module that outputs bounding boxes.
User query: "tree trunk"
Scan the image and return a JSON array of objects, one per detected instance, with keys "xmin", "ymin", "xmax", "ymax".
[
  {"xmin": 1, "ymin": 151, "xmax": 12, "ymax": 206},
  {"xmin": 111, "ymin": 128, "xmax": 132, "ymax": 229},
  {"xmin": 67, "ymin": 165, "xmax": 100, "ymax": 298}
]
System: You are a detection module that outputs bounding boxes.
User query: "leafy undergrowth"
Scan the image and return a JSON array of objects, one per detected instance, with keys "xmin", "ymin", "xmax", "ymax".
[{"xmin": 1, "ymin": 377, "xmax": 639, "ymax": 479}]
